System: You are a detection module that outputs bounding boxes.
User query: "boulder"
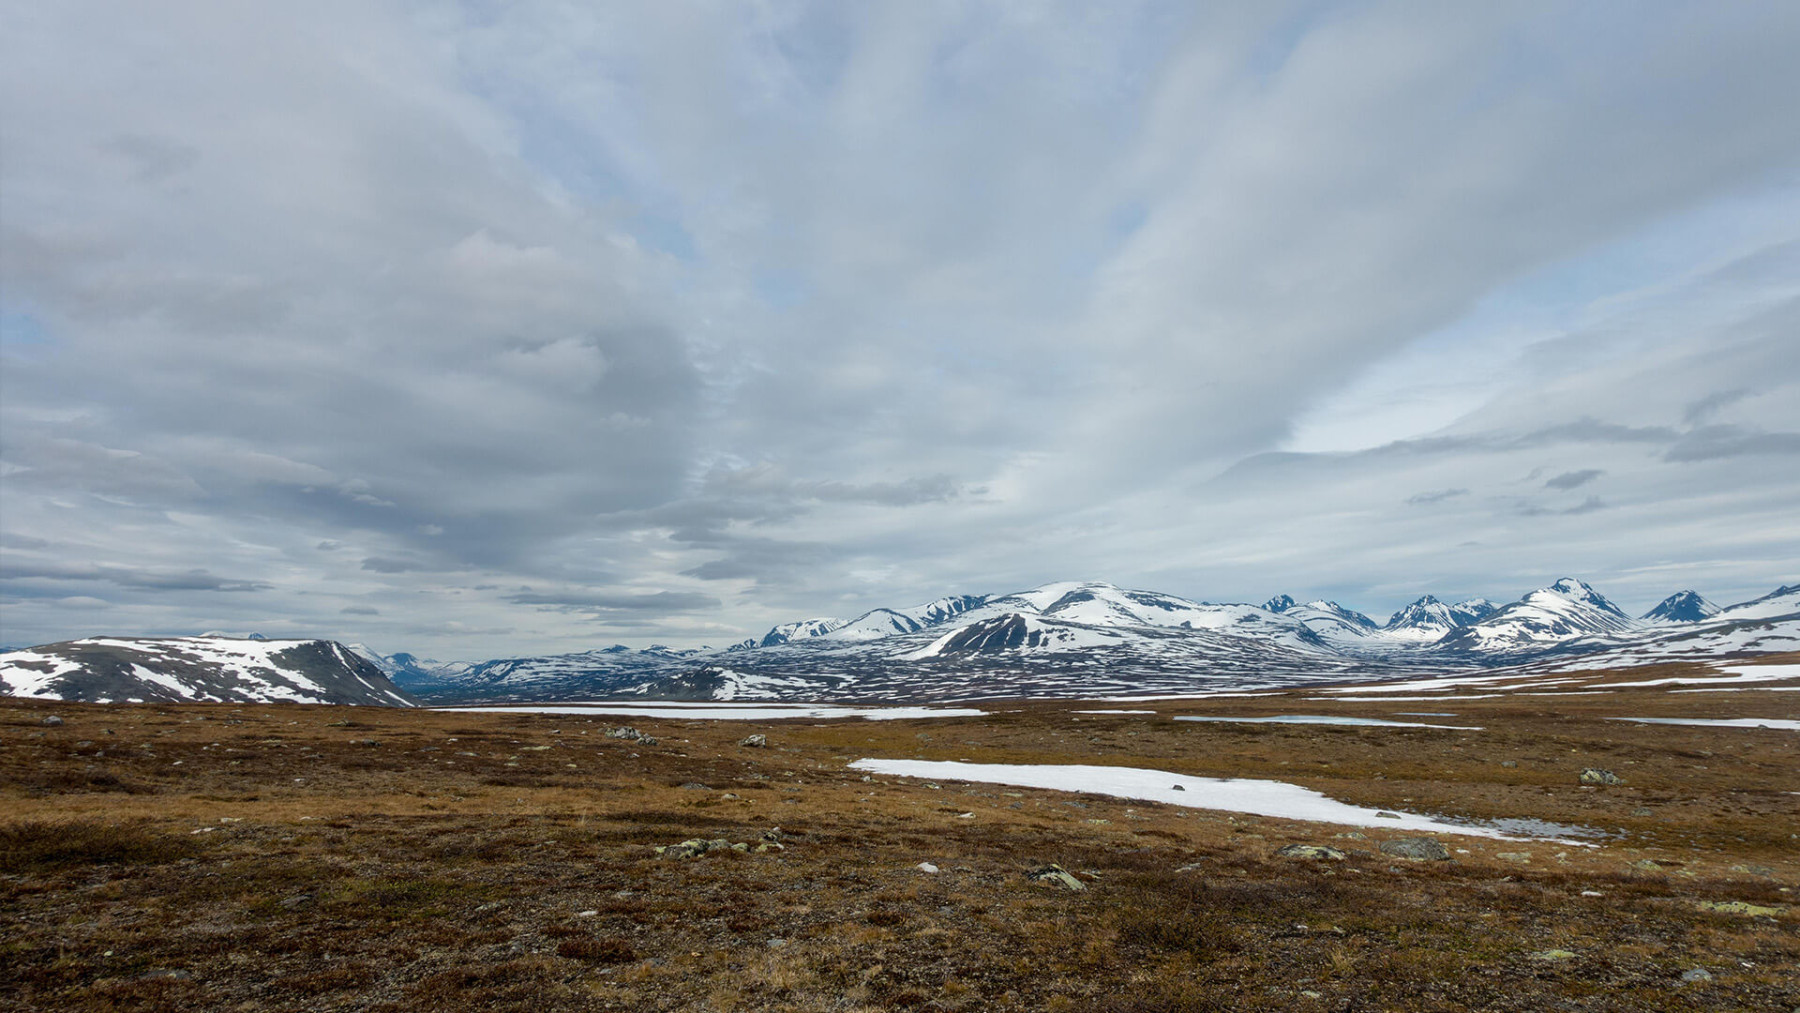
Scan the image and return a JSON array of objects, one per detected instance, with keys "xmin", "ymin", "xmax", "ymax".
[
  {"xmin": 739, "ymin": 734, "xmax": 767, "ymax": 748},
  {"xmin": 1378, "ymin": 837, "xmax": 1450, "ymax": 861},
  {"xmin": 1026, "ymin": 864, "xmax": 1086, "ymax": 891},
  {"xmin": 1275, "ymin": 844, "xmax": 1347, "ymax": 861},
  {"xmin": 1579, "ymin": 768, "xmax": 1623, "ymax": 786}
]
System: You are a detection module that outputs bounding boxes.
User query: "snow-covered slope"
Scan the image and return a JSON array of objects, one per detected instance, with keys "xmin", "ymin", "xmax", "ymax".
[
  {"xmin": 0, "ymin": 636, "xmax": 415, "ymax": 705},
  {"xmin": 1382, "ymin": 595, "xmax": 1498, "ymax": 641},
  {"xmin": 1437, "ymin": 579, "xmax": 1637, "ymax": 657}
]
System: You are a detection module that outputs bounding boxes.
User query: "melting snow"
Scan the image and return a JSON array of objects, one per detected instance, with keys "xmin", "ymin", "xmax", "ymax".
[
  {"xmin": 848, "ymin": 760, "xmax": 1578, "ymax": 841},
  {"xmin": 437, "ymin": 702, "xmax": 987, "ymax": 721},
  {"xmin": 1608, "ymin": 717, "xmax": 1798, "ymax": 731},
  {"xmin": 1175, "ymin": 715, "xmax": 1482, "ymax": 730}
]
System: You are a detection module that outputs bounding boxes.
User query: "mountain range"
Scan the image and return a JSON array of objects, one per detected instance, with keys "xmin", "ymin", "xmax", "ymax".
[{"xmin": 4, "ymin": 578, "xmax": 1794, "ymax": 706}]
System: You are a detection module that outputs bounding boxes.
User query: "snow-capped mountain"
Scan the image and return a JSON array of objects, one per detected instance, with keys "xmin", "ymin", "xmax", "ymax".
[
  {"xmin": 1436, "ymin": 578, "xmax": 1635, "ymax": 657},
  {"xmin": 0, "ymin": 636, "xmax": 415, "ymax": 706},
  {"xmin": 1642, "ymin": 590, "xmax": 1721, "ymax": 623},
  {"xmin": 1381, "ymin": 595, "xmax": 1499, "ymax": 641},
  {"xmin": 760, "ymin": 618, "xmax": 849, "ymax": 647}
]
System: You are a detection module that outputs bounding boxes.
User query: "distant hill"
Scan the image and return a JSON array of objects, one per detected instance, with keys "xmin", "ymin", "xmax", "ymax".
[{"xmin": 0, "ymin": 636, "xmax": 416, "ymax": 706}]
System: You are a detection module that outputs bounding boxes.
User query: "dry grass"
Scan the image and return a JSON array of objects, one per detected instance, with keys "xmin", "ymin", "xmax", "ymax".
[{"xmin": 1, "ymin": 663, "xmax": 1796, "ymax": 1011}]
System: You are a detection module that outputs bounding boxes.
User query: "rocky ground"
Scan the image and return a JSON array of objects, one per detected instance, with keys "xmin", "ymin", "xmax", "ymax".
[{"xmin": 2, "ymin": 656, "xmax": 1796, "ymax": 1012}]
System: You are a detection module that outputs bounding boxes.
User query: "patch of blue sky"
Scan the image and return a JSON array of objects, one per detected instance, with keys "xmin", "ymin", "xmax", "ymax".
[
  {"xmin": 0, "ymin": 308, "xmax": 55, "ymax": 357},
  {"xmin": 1282, "ymin": 185, "xmax": 1800, "ymax": 454}
]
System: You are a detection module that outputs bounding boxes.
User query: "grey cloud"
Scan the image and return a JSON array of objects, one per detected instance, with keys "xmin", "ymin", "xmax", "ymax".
[
  {"xmin": 1544, "ymin": 469, "xmax": 1603, "ymax": 491},
  {"xmin": 0, "ymin": 558, "xmax": 269, "ymax": 592},
  {"xmin": 1683, "ymin": 388, "xmax": 1751, "ymax": 425},
  {"xmin": 504, "ymin": 589, "xmax": 721, "ymax": 612},
  {"xmin": 339, "ymin": 605, "xmax": 380, "ymax": 615},
  {"xmin": 360, "ymin": 557, "xmax": 428, "ymax": 574},
  {"xmin": 1405, "ymin": 488, "xmax": 1467, "ymax": 506},
  {"xmin": 1664, "ymin": 426, "xmax": 1800, "ymax": 462}
]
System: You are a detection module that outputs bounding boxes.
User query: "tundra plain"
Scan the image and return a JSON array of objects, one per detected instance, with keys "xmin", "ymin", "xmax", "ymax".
[{"xmin": 3, "ymin": 658, "xmax": 1797, "ymax": 1013}]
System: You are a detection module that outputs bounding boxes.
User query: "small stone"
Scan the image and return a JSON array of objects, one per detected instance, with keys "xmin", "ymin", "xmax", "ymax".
[
  {"xmin": 1631, "ymin": 806, "xmax": 1654, "ymax": 817},
  {"xmin": 278, "ymin": 894, "xmax": 313, "ymax": 908},
  {"xmin": 1276, "ymin": 844, "xmax": 1347, "ymax": 861},
  {"xmin": 1374, "ymin": 811, "xmax": 1402, "ymax": 820},
  {"xmin": 1497, "ymin": 852, "xmax": 1532, "ymax": 863},
  {"xmin": 137, "ymin": 969, "xmax": 192, "ymax": 981},
  {"xmin": 917, "ymin": 862, "xmax": 939, "ymax": 874},
  {"xmin": 1026, "ymin": 864, "xmax": 1086, "ymax": 891},
  {"xmin": 1580, "ymin": 890, "xmax": 1604, "ymax": 897},
  {"xmin": 1528, "ymin": 949, "xmax": 1578, "ymax": 963},
  {"xmin": 42, "ymin": 715, "xmax": 64, "ymax": 727},
  {"xmin": 1175, "ymin": 862, "xmax": 1207, "ymax": 873},
  {"xmin": 575, "ymin": 910, "xmax": 598, "ymax": 918},
  {"xmin": 738, "ymin": 734, "xmax": 767, "ymax": 748},
  {"xmin": 1332, "ymin": 832, "xmax": 1367, "ymax": 840},
  {"xmin": 1579, "ymin": 768, "xmax": 1623, "ymax": 786},
  {"xmin": 766, "ymin": 938, "xmax": 788, "ymax": 949},
  {"xmin": 1300, "ymin": 990, "xmax": 1323, "ymax": 999},
  {"xmin": 1679, "ymin": 968, "xmax": 1713, "ymax": 983},
  {"xmin": 1500, "ymin": 760, "xmax": 1517, "ymax": 768},
  {"xmin": 1379, "ymin": 837, "xmax": 1451, "ymax": 862},
  {"xmin": 1171, "ymin": 784, "xmax": 1185, "ymax": 791},
  {"xmin": 680, "ymin": 782, "xmax": 710, "ymax": 790}
]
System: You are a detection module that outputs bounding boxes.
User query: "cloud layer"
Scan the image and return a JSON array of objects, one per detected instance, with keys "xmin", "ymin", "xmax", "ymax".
[{"xmin": 3, "ymin": 2, "xmax": 1798, "ymax": 656}]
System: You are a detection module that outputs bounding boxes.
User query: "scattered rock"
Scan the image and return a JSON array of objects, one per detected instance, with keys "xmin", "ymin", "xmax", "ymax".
[
  {"xmin": 1276, "ymin": 844, "xmax": 1347, "ymax": 861},
  {"xmin": 1175, "ymin": 862, "xmax": 1207, "ymax": 873},
  {"xmin": 42, "ymin": 715, "xmax": 65, "ymax": 727},
  {"xmin": 766, "ymin": 938, "xmax": 788, "ymax": 949},
  {"xmin": 607, "ymin": 727, "xmax": 656, "ymax": 745},
  {"xmin": 1171, "ymin": 784, "xmax": 1185, "ymax": 791},
  {"xmin": 1496, "ymin": 852, "xmax": 1532, "ymax": 863},
  {"xmin": 654, "ymin": 838, "xmax": 746, "ymax": 859},
  {"xmin": 1631, "ymin": 859, "xmax": 1664, "ymax": 872},
  {"xmin": 738, "ymin": 734, "xmax": 767, "ymax": 748},
  {"xmin": 1731, "ymin": 863, "xmax": 1776, "ymax": 879},
  {"xmin": 917, "ymin": 862, "xmax": 939, "ymax": 874},
  {"xmin": 1378, "ymin": 837, "xmax": 1450, "ymax": 862},
  {"xmin": 1528, "ymin": 949, "xmax": 1578, "ymax": 963},
  {"xmin": 1579, "ymin": 768, "xmax": 1623, "ymax": 786},
  {"xmin": 1500, "ymin": 760, "xmax": 1517, "ymax": 768},
  {"xmin": 1631, "ymin": 806, "xmax": 1654, "ymax": 817},
  {"xmin": 1374, "ymin": 811, "xmax": 1402, "ymax": 820},
  {"xmin": 1026, "ymin": 864, "xmax": 1086, "ymax": 891},
  {"xmin": 1680, "ymin": 968, "xmax": 1713, "ymax": 983},
  {"xmin": 278, "ymin": 894, "xmax": 313, "ymax": 908},
  {"xmin": 137, "ymin": 969, "xmax": 192, "ymax": 981},
  {"xmin": 1332, "ymin": 832, "xmax": 1367, "ymax": 841},
  {"xmin": 679, "ymin": 782, "xmax": 711, "ymax": 791},
  {"xmin": 1693, "ymin": 900, "xmax": 1781, "ymax": 917}
]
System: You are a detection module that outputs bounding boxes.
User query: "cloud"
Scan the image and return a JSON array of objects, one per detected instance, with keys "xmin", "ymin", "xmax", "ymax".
[
  {"xmin": 360, "ymin": 557, "xmax": 428, "ymax": 574},
  {"xmin": 1544, "ymin": 469, "xmax": 1603, "ymax": 491},
  {"xmin": 339, "ymin": 605, "xmax": 380, "ymax": 616},
  {"xmin": 2, "ymin": 3, "xmax": 1797, "ymax": 653},
  {"xmin": 504, "ymin": 589, "xmax": 721, "ymax": 612}
]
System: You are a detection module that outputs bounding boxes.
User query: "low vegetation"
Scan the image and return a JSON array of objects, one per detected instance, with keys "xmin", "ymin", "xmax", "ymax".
[{"xmin": 1, "ymin": 659, "xmax": 1795, "ymax": 1011}]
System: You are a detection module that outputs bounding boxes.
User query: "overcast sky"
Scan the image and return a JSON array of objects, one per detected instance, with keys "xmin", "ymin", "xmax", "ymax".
[{"xmin": 3, "ymin": 2, "xmax": 1798, "ymax": 658}]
